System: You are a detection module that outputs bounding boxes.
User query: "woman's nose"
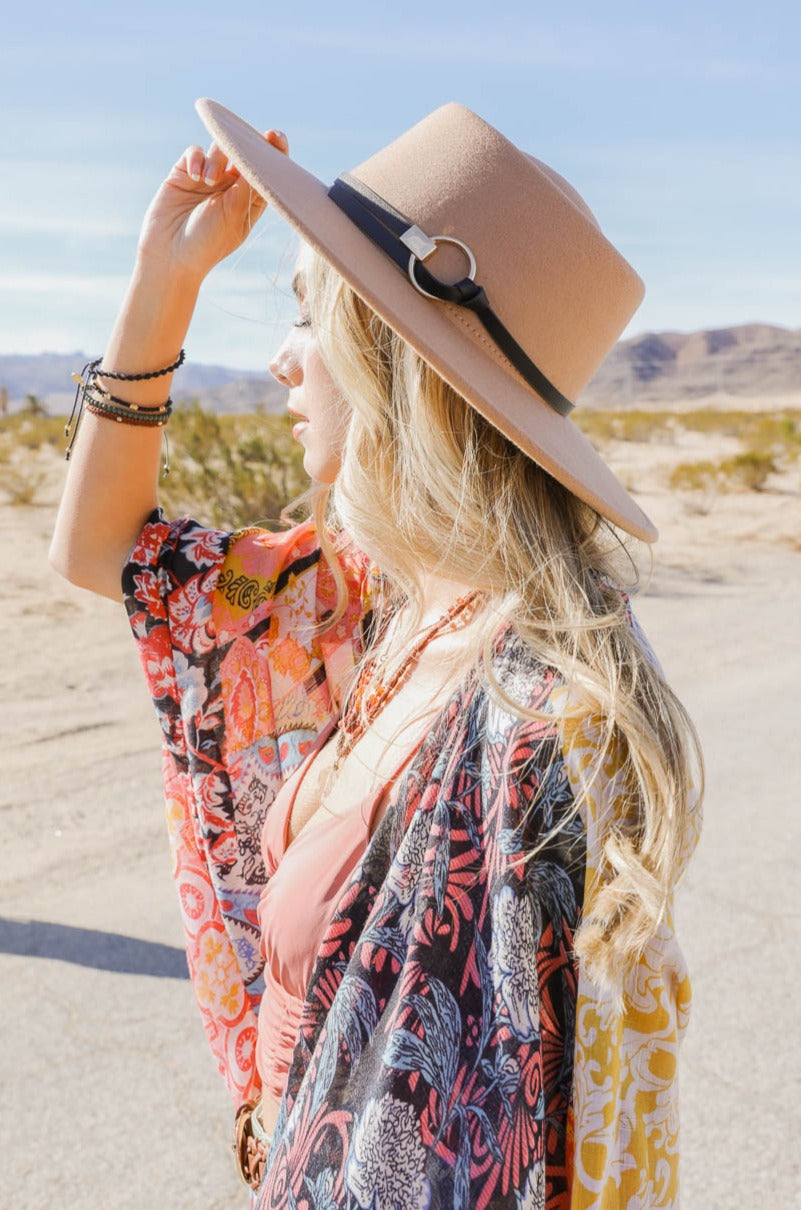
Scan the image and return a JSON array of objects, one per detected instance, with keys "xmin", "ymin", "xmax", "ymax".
[{"xmin": 269, "ymin": 347, "xmax": 302, "ymax": 387}]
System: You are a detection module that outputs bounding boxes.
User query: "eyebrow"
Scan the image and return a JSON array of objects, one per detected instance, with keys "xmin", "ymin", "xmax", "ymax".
[{"xmin": 291, "ymin": 270, "xmax": 305, "ymax": 300}]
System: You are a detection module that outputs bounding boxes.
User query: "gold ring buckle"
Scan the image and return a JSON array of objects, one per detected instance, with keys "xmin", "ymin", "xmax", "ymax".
[{"xmin": 232, "ymin": 1101, "xmax": 269, "ymax": 1192}]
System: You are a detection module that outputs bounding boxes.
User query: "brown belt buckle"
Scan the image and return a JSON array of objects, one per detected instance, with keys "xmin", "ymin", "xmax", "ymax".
[{"xmin": 232, "ymin": 1101, "xmax": 268, "ymax": 1192}]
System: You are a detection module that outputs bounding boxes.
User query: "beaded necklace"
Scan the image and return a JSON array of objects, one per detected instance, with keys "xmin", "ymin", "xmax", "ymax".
[{"xmin": 319, "ymin": 588, "xmax": 483, "ymax": 801}]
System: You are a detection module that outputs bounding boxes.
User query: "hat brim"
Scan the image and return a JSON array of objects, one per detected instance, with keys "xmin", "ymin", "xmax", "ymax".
[{"xmin": 196, "ymin": 98, "xmax": 658, "ymax": 543}]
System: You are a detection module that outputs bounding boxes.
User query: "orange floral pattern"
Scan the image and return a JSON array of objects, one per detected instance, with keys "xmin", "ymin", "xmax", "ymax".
[{"xmin": 123, "ymin": 510, "xmax": 375, "ymax": 1103}]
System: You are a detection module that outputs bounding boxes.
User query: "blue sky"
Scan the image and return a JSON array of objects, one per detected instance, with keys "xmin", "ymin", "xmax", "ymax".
[{"xmin": 1, "ymin": 0, "xmax": 797, "ymax": 371}]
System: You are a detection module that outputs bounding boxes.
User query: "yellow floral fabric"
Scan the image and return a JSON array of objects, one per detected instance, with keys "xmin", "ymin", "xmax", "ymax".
[{"xmin": 554, "ymin": 702, "xmax": 703, "ymax": 1209}]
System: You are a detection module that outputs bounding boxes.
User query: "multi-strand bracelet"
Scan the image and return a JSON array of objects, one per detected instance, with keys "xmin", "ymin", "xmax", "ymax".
[{"xmin": 65, "ymin": 349, "xmax": 184, "ymax": 474}]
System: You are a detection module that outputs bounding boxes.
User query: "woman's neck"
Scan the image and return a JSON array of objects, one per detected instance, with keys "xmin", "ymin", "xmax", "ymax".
[
  {"xmin": 417, "ymin": 571, "xmax": 482, "ymax": 624},
  {"xmin": 379, "ymin": 573, "xmax": 487, "ymax": 683}
]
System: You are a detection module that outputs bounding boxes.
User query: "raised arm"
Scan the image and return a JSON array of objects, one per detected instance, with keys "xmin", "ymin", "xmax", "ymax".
[{"xmin": 49, "ymin": 126, "xmax": 289, "ymax": 602}]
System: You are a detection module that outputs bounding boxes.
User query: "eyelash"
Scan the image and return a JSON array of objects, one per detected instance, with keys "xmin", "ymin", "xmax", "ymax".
[{"xmin": 294, "ymin": 317, "xmax": 312, "ymax": 328}]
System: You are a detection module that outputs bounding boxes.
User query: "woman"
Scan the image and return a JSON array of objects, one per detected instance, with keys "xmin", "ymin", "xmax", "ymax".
[{"xmin": 50, "ymin": 100, "xmax": 704, "ymax": 1209}]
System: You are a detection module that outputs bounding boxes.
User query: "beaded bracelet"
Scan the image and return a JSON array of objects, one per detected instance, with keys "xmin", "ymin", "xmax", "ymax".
[
  {"xmin": 88, "ymin": 348, "xmax": 185, "ymax": 381},
  {"xmin": 86, "ymin": 382, "xmax": 172, "ymax": 412},
  {"xmin": 64, "ymin": 351, "xmax": 183, "ymax": 472},
  {"xmin": 81, "ymin": 399, "xmax": 173, "ymax": 475},
  {"xmin": 84, "ymin": 393, "xmax": 173, "ymax": 425}
]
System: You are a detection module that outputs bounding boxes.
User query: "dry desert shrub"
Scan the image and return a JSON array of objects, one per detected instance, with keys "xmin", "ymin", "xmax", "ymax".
[
  {"xmin": 668, "ymin": 459, "xmax": 721, "ymax": 494},
  {"xmin": 677, "ymin": 408, "xmax": 749, "ymax": 437},
  {"xmin": 668, "ymin": 410, "xmax": 800, "ymax": 496},
  {"xmin": 0, "ymin": 409, "xmax": 65, "ymax": 453},
  {"xmin": 717, "ymin": 449, "xmax": 779, "ymax": 490},
  {"xmin": 578, "ymin": 405, "xmax": 801, "ymax": 456},
  {"xmin": 679, "ymin": 407, "xmax": 801, "ymax": 457},
  {"xmin": 0, "ymin": 465, "xmax": 47, "ymax": 506},
  {"xmin": 747, "ymin": 412, "xmax": 801, "ymax": 463},
  {"xmin": 0, "ymin": 400, "xmax": 309, "ymax": 527},
  {"xmin": 157, "ymin": 401, "xmax": 309, "ymax": 529},
  {"xmin": 575, "ymin": 408, "xmax": 676, "ymax": 444},
  {"xmin": 0, "ymin": 405, "xmax": 65, "ymax": 504},
  {"xmin": 669, "ymin": 448, "xmax": 778, "ymax": 494},
  {"xmin": 576, "ymin": 405, "xmax": 800, "ymax": 498}
]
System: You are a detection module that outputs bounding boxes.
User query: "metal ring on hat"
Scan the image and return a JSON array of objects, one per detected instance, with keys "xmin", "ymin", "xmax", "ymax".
[
  {"xmin": 327, "ymin": 176, "xmax": 575, "ymax": 416},
  {"xmin": 405, "ymin": 234, "xmax": 477, "ymax": 300}
]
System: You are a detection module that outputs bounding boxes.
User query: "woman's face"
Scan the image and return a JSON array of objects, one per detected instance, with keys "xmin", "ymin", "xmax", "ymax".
[{"xmin": 268, "ymin": 270, "xmax": 351, "ymax": 484}]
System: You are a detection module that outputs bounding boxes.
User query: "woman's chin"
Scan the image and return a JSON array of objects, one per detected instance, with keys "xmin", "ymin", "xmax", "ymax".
[{"xmin": 303, "ymin": 450, "xmax": 340, "ymax": 486}]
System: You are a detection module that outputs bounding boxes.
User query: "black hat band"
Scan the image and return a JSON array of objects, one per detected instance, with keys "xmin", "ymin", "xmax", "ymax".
[{"xmin": 327, "ymin": 172, "xmax": 575, "ymax": 418}]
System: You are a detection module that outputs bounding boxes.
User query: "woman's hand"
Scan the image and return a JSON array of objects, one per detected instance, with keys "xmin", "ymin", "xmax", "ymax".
[
  {"xmin": 136, "ymin": 129, "xmax": 289, "ymax": 282},
  {"xmin": 49, "ymin": 126, "xmax": 289, "ymax": 602}
]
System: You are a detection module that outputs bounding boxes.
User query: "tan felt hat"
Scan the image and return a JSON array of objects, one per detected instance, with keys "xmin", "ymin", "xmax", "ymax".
[{"xmin": 196, "ymin": 98, "xmax": 657, "ymax": 543}]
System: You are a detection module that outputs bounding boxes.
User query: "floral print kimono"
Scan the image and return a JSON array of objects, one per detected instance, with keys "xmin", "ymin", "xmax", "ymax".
[{"xmin": 122, "ymin": 509, "xmax": 700, "ymax": 1210}]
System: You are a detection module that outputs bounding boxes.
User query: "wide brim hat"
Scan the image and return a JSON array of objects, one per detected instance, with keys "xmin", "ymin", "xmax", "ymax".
[{"xmin": 196, "ymin": 97, "xmax": 657, "ymax": 543}]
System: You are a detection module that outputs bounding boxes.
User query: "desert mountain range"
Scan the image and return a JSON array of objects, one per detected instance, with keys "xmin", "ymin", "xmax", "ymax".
[
  {"xmin": 2, "ymin": 322, "xmax": 798, "ymax": 414},
  {"xmin": 582, "ymin": 322, "xmax": 800, "ymax": 406}
]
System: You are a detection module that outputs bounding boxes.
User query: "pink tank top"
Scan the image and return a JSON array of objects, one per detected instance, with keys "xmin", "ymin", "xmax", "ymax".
[{"xmin": 255, "ymin": 717, "xmax": 426, "ymax": 1102}]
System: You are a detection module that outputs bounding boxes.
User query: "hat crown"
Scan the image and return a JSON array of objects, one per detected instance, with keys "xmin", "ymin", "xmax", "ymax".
[{"xmin": 349, "ymin": 102, "xmax": 643, "ymax": 399}]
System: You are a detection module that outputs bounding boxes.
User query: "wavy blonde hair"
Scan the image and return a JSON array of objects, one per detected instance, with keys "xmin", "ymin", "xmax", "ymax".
[{"xmin": 278, "ymin": 238, "xmax": 704, "ymax": 1003}]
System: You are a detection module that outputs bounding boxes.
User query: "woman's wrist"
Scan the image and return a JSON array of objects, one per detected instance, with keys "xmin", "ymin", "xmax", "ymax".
[
  {"xmin": 96, "ymin": 263, "xmax": 201, "ymax": 404},
  {"xmin": 129, "ymin": 252, "xmax": 205, "ymax": 308}
]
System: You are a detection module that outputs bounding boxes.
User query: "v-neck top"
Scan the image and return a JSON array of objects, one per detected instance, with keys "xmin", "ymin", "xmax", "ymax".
[{"xmin": 255, "ymin": 716, "xmax": 428, "ymax": 1101}]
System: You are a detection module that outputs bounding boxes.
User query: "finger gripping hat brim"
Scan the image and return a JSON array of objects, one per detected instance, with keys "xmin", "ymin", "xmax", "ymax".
[{"xmin": 195, "ymin": 97, "xmax": 658, "ymax": 543}]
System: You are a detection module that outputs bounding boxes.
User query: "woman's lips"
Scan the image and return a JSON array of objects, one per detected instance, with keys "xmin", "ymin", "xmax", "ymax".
[{"xmin": 288, "ymin": 407, "xmax": 309, "ymax": 438}]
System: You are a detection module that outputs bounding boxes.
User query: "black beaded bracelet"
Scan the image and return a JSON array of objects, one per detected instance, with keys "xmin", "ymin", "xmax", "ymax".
[
  {"xmin": 85, "ymin": 400, "xmax": 172, "ymax": 426},
  {"xmin": 81, "ymin": 398, "xmax": 172, "ymax": 475},
  {"xmin": 86, "ymin": 382, "xmax": 172, "ymax": 412},
  {"xmin": 84, "ymin": 389, "xmax": 173, "ymax": 424},
  {"xmin": 89, "ymin": 348, "xmax": 185, "ymax": 381}
]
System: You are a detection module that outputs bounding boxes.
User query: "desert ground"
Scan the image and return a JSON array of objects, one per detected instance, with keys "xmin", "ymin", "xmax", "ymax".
[{"xmin": 2, "ymin": 406, "xmax": 799, "ymax": 1208}]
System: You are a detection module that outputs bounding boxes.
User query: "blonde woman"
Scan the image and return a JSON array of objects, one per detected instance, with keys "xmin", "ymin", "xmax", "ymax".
[{"xmin": 51, "ymin": 101, "xmax": 704, "ymax": 1209}]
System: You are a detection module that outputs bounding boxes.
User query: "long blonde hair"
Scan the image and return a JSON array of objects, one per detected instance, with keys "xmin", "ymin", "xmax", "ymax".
[{"xmin": 279, "ymin": 238, "xmax": 704, "ymax": 1001}]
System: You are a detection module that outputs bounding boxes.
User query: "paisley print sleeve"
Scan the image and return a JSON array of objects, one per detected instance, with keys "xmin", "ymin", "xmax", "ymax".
[
  {"xmin": 121, "ymin": 506, "xmax": 231, "ymax": 714},
  {"xmin": 121, "ymin": 507, "xmax": 254, "ymax": 1096},
  {"xmin": 121, "ymin": 508, "xmax": 376, "ymax": 1104}
]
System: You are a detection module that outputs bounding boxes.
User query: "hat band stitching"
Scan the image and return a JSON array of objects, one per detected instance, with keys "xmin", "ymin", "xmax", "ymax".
[
  {"xmin": 446, "ymin": 302, "xmax": 564, "ymax": 403},
  {"xmin": 327, "ymin": 173, "xmax": 575, "ymax": 418}
]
